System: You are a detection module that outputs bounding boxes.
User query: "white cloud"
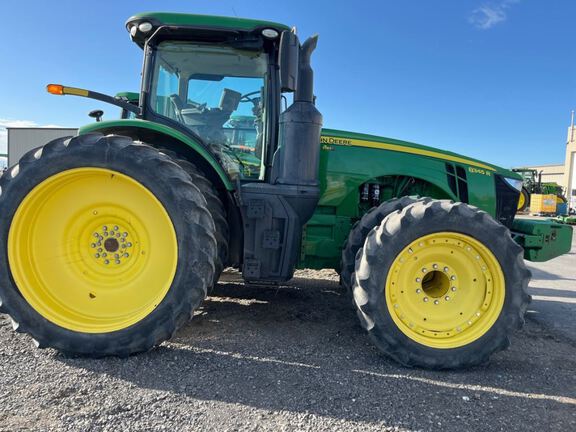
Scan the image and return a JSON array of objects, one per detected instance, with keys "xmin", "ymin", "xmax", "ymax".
[
  {"xmin": 469, "ymin": 0, "xmax": 520, "ymax": 30},
  {"xmin": 0, "ymin": 118, "xmax": 65, "ymax": 168}
]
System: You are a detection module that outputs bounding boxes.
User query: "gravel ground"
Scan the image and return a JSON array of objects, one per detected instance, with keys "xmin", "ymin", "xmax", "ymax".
[{"xmin": 1, "ymin": 237, "xmax": 575, "ymax": 431}]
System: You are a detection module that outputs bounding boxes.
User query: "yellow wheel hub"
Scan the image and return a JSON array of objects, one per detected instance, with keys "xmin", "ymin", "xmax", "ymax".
[
  {"xmin": 517, "ymin": 191, "xmax": 526, "ymax": 210},
  {"xmin": 386, "ymin": 232, "xmax": 505, "ymax": 349},
  {"xmin": 8, "ymin": 168, "xmax": 178, "ymax": 333}
]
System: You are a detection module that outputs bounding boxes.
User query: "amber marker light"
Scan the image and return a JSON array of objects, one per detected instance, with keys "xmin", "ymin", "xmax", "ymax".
[{"xmin": 46, "ymin": 84, "xmax": 64, "ymax": 95}]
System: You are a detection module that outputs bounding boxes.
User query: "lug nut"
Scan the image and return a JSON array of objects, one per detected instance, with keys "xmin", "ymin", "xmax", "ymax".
[
  {"xmin": 114, "ymin": 226, "xmax": 119, "ymax": 231},
  {"xmin": 422, "ymin": 268, "xmax": 427, "ymax": 273},
  {"xmin": 451, "ymin": 286, "xmax": 457, "ymax": 292},
  {"xmin": 94, "ymin": 253, "xmax": 100, "ymax": 258},
  {"xmin": 451, "ymin": 275, "xmax": 456, "ymax": 280},
  {"xmin": 432, "ymin": 264, "xmax": 438, "ymax": 269},
  {"xmin": 434, "ymin": 300, "xmax": 439, "ymax": 305},
  {"xmin": 91, "ymin": 243, "xmax": 96, "ymax": 248},
  {"xmin": 444, "ymin": 267, "xmax": 449, "ymax": 272},
  {"xmin": 416, "ymin": 289, "xmax": 421, "ymax": 294},
  {"xmin": 423, "ymin": 297, "xmax": 429, "ymax": 302},
  {"xmin": 104, "ymin": 259, "xmax": 109, "ymax": 265},
  {"xmin": 103, "ymin": 226, "xmax": 108, "ymax": 231},
  {"xmin": 445, "ymin": 296, "xmax": 450, "ymax": 301},
  {"xmin": 115, "ymin": 260, "xmax": 121, "ymax": 265},
  {"xmin": 416, "ymin": 277, "xmax": 421, "ymax": 283}
]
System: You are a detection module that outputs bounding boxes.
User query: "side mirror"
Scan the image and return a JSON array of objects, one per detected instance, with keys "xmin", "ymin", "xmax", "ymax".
[
  {"xmin": 279, "ymin": 31, "xmax": 299, "ymax": 93},
  {"xmin": 89, "ymin": 110, "xmax": 104, "ymax": 122}
]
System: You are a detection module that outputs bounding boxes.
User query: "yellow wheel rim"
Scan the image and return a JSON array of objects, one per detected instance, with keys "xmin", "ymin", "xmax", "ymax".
[
  {"xmin": 517, "ymin": 191, "xmax": 526, "ymax": 210},
  {"xmin": 385, "ymin": 232, "xmax": 505, "ymax": 349},
  {"xmin": 8, "ymin": 168, "xmax": 178, "ymax": 333}
]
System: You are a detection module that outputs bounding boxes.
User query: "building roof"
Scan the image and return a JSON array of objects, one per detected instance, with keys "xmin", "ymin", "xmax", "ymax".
[
  {"xmin": 513, "ymin": 163, "xmax": 564, "ymax": 169},
  {"xmin": 5, "ymin": 127, "xmax": 77, "ymax": 131}
]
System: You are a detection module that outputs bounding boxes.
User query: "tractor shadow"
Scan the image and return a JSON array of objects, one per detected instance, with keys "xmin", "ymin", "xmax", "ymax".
[
  {"xmin": 58, "ymin": 271, "xmax": 576, "ymax": 427},
  {"xmin": 528, "ymin": 266, "xmax": 576, "ymax": 282}
]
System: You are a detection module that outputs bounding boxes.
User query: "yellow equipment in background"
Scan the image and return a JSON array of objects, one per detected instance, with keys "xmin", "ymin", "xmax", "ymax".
[{"xmin": 530, "ymin": 194, "xmax": 557, "ymax": 214}]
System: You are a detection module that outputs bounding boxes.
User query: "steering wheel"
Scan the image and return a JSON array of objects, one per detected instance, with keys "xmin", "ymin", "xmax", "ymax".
[
  {"xmin": 187, "ymin": 99, "xmax": 208, "ymax": 112},
  {"xmin": 239, "ymin": 90, "xmax": 261, "ymax": 104}
]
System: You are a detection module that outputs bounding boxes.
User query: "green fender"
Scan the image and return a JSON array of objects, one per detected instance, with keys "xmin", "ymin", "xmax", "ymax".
[{"xmin": 78, "ymin": 119, "xmax": 234, "ymax": 190}]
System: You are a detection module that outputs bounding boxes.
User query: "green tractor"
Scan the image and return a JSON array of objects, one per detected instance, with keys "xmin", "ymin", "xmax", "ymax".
[
  {"xmin": 0, "ymin": 13, "xmax": 572, "ymax": 369},
  {"xmin": 513, "ymin": 168, "xmax": 567, "ymax": 212}
]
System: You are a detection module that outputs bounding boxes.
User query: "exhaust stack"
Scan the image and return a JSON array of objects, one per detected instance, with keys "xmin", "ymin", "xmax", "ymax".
[{"xmin": 275, "ymin": 35, "xmax": 323, "ymax": 188}]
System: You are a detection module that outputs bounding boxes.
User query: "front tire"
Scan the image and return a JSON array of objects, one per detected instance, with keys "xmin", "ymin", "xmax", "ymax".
[
  {"xmin": 0, "ymin": 134, "xmax": 217, "ymax": 356},
  {"xmin": 340, "ymin": 196, "xmax": 431, "ymax": 292},
  {"xmin": 353, "ymin": 200, "xmax": 531, "ymax": 369}
]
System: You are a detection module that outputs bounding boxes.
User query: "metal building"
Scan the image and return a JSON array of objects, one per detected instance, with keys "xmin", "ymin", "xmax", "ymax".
[{"xmin": 7, "ymin": 127, "xmax": 78, "ymax": 167}]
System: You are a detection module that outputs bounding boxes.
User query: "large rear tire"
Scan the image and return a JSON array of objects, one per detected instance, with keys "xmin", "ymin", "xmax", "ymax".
[
  {"xmin": 157, "ymin": 148, "xmax": 229, "ymax": 285},
  {"xmin": 0, "ymin": 134, "xmax": 217, "ymax": 356},
  {"xmin": 353, "ymin": 200, "xmax": 531, "ymax": 369},
  {"xmin": 340, "ymin": 196, "xmax": 431, "ymax": 292}
]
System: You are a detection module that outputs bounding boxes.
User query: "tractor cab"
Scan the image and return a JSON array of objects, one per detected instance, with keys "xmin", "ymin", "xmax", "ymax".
[
  {"xmin": 125, "ymin": 13, "xmax": 299, "ymax": 181},
  {"xmin": 144, "ymin": 40, "xmax": 266, "ymax": 179}
]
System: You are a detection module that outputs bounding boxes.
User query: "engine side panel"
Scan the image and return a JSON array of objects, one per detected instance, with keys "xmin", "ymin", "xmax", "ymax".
[{"xmin": 299, "ymin": 130, "xmax": 503, "ymax": 270}]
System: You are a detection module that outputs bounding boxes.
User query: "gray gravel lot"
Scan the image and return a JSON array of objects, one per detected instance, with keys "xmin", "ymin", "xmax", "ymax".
[{"xmin": 1, "ymin": 232, "xmax": 575, "ymax": 432}]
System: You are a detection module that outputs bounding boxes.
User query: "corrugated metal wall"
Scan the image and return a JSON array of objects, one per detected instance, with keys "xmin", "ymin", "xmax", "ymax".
[{"xmin": 7, "ymin": 128, "xmax": 78, "ymax": 166}]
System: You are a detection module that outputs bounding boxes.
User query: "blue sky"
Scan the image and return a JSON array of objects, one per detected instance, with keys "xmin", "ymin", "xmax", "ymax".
[{"xmin": 1, "ymin": 0, "xmax": 575, "ymax": 169}]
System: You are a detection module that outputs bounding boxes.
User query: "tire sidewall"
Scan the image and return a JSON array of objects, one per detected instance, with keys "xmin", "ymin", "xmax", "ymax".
[{"xmin": 362, "ymin": 203, "xmax": 525, "ymax": 366}]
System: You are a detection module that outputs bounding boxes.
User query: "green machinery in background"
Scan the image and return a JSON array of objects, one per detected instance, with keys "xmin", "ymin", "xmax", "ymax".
[
  {"xmin": 0, "ymin": 12, "xmax": 572, "ymax": 370},
  {"xmin": 513, "ymin": 168, "xmax": 567, "ymax": 212}
]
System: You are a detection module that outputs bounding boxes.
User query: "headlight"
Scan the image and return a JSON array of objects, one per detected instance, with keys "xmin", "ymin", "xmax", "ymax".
[
  {"xmin": 504, "ymin": 177, "xmax": 523, "ymax": 192},
  {"xmin": 138, "ymin": 22, "xmax": 153, "ymax": 33},
  {"xmin": 261, "ymin": 28, "xmax": 279, "ymax": 39}
]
